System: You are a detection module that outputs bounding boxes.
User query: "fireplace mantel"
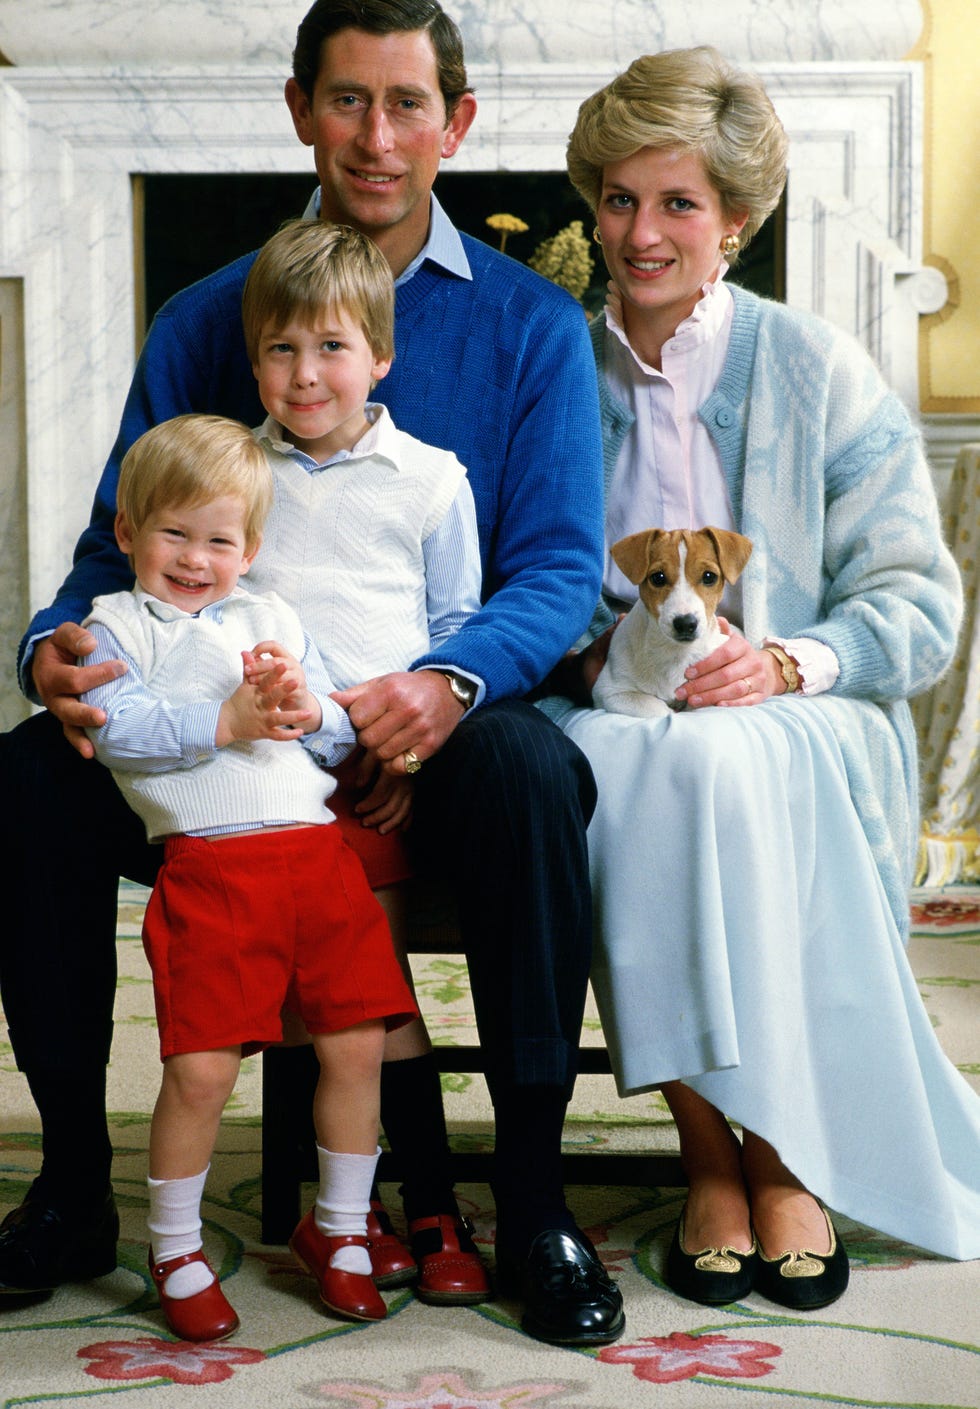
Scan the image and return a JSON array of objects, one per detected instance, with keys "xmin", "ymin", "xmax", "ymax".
[{"xmin": 0, "ymin": 59, "xmax": 942, "ymax": 613}]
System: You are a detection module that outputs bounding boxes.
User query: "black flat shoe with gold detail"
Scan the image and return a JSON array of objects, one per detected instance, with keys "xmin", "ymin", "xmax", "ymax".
[
  {"xmin": 664, "ymin": 1212, "xmax": 757, "ymax": 1306},
  {"xmin": 754, "ymin": 1208, "xmax": 849, "ymax": 1311}
]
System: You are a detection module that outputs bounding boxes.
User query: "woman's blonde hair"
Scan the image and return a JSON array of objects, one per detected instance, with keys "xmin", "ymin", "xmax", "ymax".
[
  {"xmin": 242, "ymin": 219, "xmax": 395, "ymax": 364},
  {"xmin": 117, "ymin": 414, "xmax": 273, "ymax": 552},
  {"xmin": 566, "ymin": 46, "xmax": 788, "ymax": 249}
]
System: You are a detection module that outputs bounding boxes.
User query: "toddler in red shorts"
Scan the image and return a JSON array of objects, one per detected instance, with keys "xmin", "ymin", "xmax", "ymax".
[{"xmin": 82, "ymin": 412, "xmax": 417, "ymax": 1340}]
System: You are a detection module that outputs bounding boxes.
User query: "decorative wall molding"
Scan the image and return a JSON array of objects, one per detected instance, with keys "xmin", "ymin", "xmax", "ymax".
[{"xmin": 0, "ymin": 0, "xmax": 926, "ymax": 67}]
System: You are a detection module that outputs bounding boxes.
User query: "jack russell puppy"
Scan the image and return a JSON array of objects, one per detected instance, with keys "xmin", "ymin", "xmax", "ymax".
[{"xmin": 594, "ymin": 526, "xmax": 753, "ymax": 718}]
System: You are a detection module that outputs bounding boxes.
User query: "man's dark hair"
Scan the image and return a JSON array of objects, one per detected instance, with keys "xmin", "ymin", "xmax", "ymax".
[{"xmin": 292, "ymin": 0, "xmax": 472, "ymax": 117}]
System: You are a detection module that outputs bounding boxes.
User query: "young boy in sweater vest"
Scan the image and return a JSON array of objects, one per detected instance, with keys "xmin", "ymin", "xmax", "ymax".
[
  {"xmin": 82, "ymin": 413, "xmax": 419, "ymax": 1340},
  {"xmin": 240, "ymin": 219, "xmax": 488, "ymax": 1304},
  {"xmin": 243, "ymin": 218, "xmax": 481, "ymax": 892}
]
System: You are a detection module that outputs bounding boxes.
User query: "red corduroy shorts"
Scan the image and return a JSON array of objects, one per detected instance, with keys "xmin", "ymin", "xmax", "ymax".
[{"xmin": 142, "ymin": 824, "xmax": 417, "ymax": 1059}]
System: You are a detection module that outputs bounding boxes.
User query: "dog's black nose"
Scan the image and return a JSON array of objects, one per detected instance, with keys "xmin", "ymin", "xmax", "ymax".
[{"xmin": 671, "ymin": 614, "xmax": 699, "ymax": 641}]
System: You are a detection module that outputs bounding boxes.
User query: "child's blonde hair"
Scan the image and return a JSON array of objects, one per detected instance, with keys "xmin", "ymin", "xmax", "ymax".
[
  {"xmin": 117, "ymin": 414, "xmax": 273, "ymax": 552},
  {"xmin": 242, "ymin": 219, "xmax": 395, "ymax": 364}
]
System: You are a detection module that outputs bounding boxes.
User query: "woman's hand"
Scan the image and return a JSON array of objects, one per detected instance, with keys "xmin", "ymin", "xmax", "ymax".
[{"xmin": 673, "ymin": 619, "xmax": 786, "ymax": 708}]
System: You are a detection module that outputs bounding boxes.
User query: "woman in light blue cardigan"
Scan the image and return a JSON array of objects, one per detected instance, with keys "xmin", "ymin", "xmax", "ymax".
[{"xmin": 545, "ymin": 47, "xmax": 980, "ymax": 1309}]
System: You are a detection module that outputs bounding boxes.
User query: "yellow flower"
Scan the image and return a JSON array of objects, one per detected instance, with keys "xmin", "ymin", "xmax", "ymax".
[
  {"xmin": 485, "ymin": 212, "xmax": 529, "ymax": 252},
  {"xmin": 528, "ymin": 220, "xmax": 594, "ymax": 303}
]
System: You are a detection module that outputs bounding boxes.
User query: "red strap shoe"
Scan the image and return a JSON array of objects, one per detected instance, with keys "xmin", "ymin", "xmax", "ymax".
[
  {"xmin": 289, "ymin": 1210, "xmax": 387, "ymax": 1321},
  {"xmin": 408, "ymin": 1214, "xmax": 492, "ymax": 1305},
  {"xmin": 148, "ymin": 1249, "xmax": 239, "ymax": 1342},
  {"xmin": 367, "ymin": 1199, "xmax": 417, "ymax": 1288}
]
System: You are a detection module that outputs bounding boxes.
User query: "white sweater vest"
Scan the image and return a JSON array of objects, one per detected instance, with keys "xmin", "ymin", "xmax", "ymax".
[
  {"xmin": 252, "ymin": 412, "xmax": 466, "ymax": 689},
  {"xmin": 86, "ymin": 588, "xmax": 335, "ymax": 841}
]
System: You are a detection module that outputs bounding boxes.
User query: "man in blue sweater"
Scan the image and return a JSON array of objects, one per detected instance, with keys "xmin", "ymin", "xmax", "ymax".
[{"xmin": 0, "ymin": 0, "xmax": 623, "ymax": 1347}]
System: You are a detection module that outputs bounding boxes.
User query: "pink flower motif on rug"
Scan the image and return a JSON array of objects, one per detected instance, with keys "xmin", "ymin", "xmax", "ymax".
[
  {"xmin": 78, "ymin": 1337, "xmax": 265, "ymax": 1385},
  {"xmin": 599, "ymin": 1331, "xmax": 782, "ymax": 1383},
  {"xmin": 910, "ymin": 894, "xmax": 980, "ymax": 931},
  {"xmin": 311, "ymin": 1371, "xmax": 572, "ymax": 1407}
]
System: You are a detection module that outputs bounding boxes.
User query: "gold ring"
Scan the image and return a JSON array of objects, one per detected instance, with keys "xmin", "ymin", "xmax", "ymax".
[
  {"xmin": 403, "ymin": 750, "xmax": 422, "ymax": 774},
  {"xmin": 743, "ymin": 677, "xmax": 752, "ymax": 695}
]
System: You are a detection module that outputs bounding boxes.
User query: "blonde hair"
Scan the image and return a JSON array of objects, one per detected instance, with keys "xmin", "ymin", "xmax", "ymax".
[
  {"xmin": 242, "ymin": 219, "xmax": 395, "ymax": 364},
  {"xmin": 117, "ymin": 414, "xmax": 273, "ymax": 552},
  {"xmin": 566, "ymin": 47, "xmax": 788, "ymax": 249}
]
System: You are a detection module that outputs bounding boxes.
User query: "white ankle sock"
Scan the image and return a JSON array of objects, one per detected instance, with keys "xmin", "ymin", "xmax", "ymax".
[
  {"xmin": 147, "ymin": 1168, "xmax": 214, "ymax": 1299},
  {"xmin": 314, "ymin": 1146, "xmax": 380, "ymax": 1275}
]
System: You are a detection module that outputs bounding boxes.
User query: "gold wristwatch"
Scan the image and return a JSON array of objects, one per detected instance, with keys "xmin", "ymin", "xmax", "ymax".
[
  {"xmin": 763, "ymin": 643, "xmax": 801, "ymax": 694},
  {"xmin": 439, "ymin": 670, "xmax": 477, "ymax": 712}
]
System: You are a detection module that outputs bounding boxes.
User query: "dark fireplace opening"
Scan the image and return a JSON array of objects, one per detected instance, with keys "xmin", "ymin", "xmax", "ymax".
[{"xmin": 141, "ymin": 171, "xmax": 784, "ymax": 335}]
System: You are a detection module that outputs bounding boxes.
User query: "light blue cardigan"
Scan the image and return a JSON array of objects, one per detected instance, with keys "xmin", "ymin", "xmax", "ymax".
[{"xmin": 543, "ymin": 285, "xmax": 963, "ymax": 940}]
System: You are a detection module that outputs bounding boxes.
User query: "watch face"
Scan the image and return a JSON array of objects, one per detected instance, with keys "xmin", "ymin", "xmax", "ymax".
[{"xmin": 446, "ymin": 672, "xmax": 475, "ymax": 707}]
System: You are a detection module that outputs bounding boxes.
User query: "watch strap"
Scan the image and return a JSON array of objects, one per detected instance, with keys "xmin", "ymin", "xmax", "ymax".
[{"xmin": 763, "ymin": 643, "xmax": 801, "ymax": 694}]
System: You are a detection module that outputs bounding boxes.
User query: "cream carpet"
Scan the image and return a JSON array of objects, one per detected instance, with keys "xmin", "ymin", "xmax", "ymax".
[{"xmin": 1, "ymin": 883, "xmax": 979, "ymax": 1408}]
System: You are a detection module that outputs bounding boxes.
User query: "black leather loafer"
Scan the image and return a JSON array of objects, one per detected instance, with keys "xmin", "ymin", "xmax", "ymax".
[
  {"xmin": 665, "ymin": 1212, "xmax": 757, "ymax": 1306},
  {"xmin": 496, "ymin": 1228, "xmax": 625, "ymax": 1346},
  {"xmin": 754, "ymin": 1209, "xmax": 850, "ymax": 1311},
  {"xmin": 0, "ymin": 1188, "xmax": 119, "ymax": 1294}
]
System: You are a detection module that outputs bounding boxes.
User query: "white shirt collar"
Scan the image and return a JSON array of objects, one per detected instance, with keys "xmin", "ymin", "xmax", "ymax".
[
  {"xmin": 300, "ymin": 188, "xmax": 471, "ymax": 285},
  {"xmin": 256, "ymin": 402, "xmax": 404, "ymax": 472},
  {"xmin": 604, "ymin": 264, "xmax": 733, "ymax": 376},
  {"xmin": 133, "ymin": 585, "xmax": 247, "ymax": 622}
]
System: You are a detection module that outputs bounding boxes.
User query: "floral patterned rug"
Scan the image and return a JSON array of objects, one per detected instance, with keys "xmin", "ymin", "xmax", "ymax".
[{"xmin": 1, "ymin": 883, "xmax": 978, "ymax": 1409}]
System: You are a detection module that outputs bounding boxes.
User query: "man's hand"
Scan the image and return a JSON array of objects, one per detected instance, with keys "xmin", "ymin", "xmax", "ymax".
[
  {"xmin": 331, "ymin": 670, "xmax": 465, "ymax": 775},
  {"xmin": 351, "ymin": 751, "xmax": 414, "ymax": 834},
  {"xmin": 33, "ymin": 623, "xmax": 128, "ymax": 758}
]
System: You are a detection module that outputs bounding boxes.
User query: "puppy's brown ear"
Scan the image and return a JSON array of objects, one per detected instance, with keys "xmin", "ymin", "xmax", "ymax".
[
  {"xmin": 610, "ymin": 529, "xmax": 662, "ymax": 585},
  {"xmin": 704, "ymin": 527, "xmax": 753, "ymax": 584}
]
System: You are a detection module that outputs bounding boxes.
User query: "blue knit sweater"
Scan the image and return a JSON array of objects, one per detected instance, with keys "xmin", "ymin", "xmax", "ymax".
[{"xmin": 22, "ymin": 235, "xmax": 604, "ymax": 704}]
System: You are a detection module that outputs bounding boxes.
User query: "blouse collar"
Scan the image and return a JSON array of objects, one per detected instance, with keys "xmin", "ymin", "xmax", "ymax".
[{"xmin": 604, "ymin": 263, "xmax": 733, "ymax": 375}]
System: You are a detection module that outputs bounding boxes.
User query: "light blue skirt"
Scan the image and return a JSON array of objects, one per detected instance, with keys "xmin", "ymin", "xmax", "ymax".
[{"xmin": 562, "ymin": 698, "xmax": 980, "ymax": 1259}]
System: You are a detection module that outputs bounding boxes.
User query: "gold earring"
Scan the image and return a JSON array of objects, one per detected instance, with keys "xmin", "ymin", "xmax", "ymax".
[
  {"xmin": 593, "ymin": 226, "xmax": 602, "ymax": 245},
  {"xmin": 721, "ymin": 233, "xmax": 740, "ymax": 258}
]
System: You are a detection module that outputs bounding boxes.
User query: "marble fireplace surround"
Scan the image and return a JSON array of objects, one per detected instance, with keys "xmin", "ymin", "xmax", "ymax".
[{"xmin": 0, "ymin": 39, "xmax": 947, "ymax": 628}]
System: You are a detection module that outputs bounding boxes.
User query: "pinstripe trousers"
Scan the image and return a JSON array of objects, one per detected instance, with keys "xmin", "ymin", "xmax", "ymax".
[{"xmin": 411, "ymin": 698, "xmax": 597, "ymax": 1099}]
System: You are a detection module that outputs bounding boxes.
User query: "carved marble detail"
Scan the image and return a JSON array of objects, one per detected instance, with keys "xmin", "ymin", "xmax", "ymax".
[{"xmin": 0, "ymin": 0, "xmax": 925, "ymax": 66}]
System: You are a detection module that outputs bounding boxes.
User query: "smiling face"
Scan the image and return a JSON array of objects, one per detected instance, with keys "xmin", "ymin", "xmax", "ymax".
[
  {"xmin": 253, "ymin": 307, "xmax": 392, "ymax": 463},
  {"xmin": 115, "ymin": 496, "xmax": 257, "ymax": 612},
  {"xmin": 596, "ymin": 146, "xmax": 746, "ymax": 361},
  {"xmin": 284, "ymin": 27, "xmax": 476, "ymax": 277}
]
